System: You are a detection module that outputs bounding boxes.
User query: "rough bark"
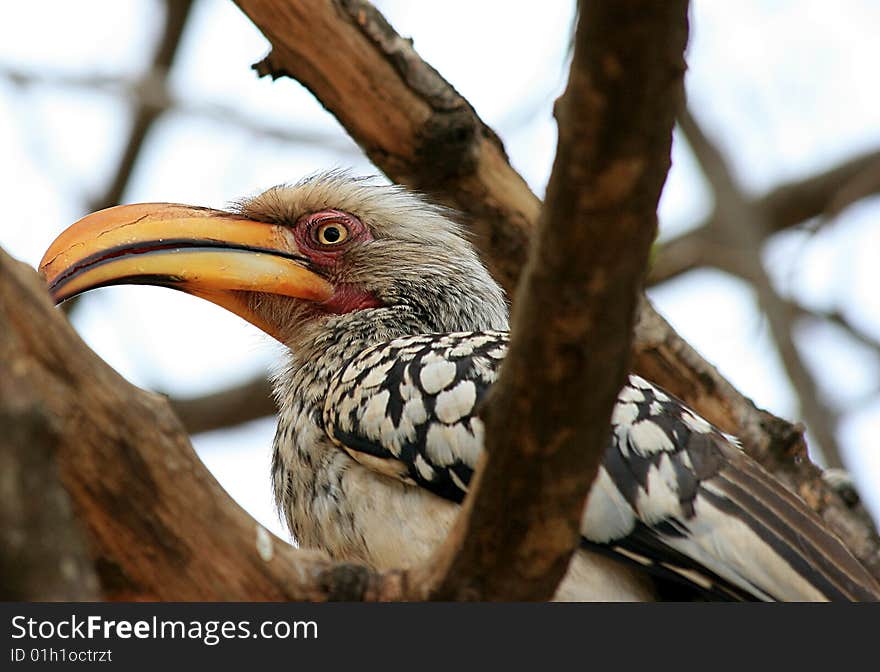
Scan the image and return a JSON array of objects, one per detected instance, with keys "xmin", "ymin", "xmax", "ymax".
[
  {"xmin": 12, "ymin": 240, "xmax": 652, "ymax": 601},
  {"xmin": 420, "ymin": 1, "xmax": 689, "ymax": 601},
  {"xmin": 230, "ymin": 0, "xmax": 880, "ymax": 577},
  {"xmin": 0, "ymin": 403, "xmax": 100, "ymax": 600}
]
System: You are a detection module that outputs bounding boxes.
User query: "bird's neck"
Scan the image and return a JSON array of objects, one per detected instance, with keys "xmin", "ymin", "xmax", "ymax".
[
  {"xmin": 283, "ymin": 305, "xmax": 434, "ymax": 372},
  {"xmin": 273, "ymin": 305, "xmax": 437, "ymax": 433},
  {"xmin": 274, "ymin": 294, "xmax": 510, "ymax": 415},
  {"xmin": 270, "ymin": 305, "xmax": 432, "ymax": 555}
]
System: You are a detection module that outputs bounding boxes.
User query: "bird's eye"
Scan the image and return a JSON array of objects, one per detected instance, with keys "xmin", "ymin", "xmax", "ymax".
[
  {"xmin": 297, "ymin": 210, "xmax": 365, "ymax": 253},
  {"xmin": 313, "ymin": 221, "xmax": 349, "ymax": 246}
]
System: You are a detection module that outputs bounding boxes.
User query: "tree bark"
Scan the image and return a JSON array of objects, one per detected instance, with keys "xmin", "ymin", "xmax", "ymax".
[
  {"xmin": 422, "ymin": 0, "xmax": 688, "ymax": 601},
  {"xmin": 0, "ymin": 402, "xmax": 100, "ymax": 600}
]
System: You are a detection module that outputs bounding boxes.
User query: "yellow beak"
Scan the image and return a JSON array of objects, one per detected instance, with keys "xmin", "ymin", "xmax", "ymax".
[{"xmin": 40, "ymin": 203, "xmax": 334, "ymax": 341}]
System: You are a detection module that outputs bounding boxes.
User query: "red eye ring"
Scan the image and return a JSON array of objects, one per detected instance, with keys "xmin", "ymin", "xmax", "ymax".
[{"xmin": 294, "ymin": 209, "xmax": 369, "ymax": 260}]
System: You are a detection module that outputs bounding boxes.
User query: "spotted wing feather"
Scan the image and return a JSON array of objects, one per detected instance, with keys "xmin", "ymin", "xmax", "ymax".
[{"xmin": 324, "ymin": 331, "xmax": 506, "ymax": 502}]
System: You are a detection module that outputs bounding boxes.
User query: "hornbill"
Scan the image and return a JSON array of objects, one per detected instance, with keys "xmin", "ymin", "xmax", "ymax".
[{"xmin": 41, "ymin": 172, "xmax": 880, "ymax": 601}]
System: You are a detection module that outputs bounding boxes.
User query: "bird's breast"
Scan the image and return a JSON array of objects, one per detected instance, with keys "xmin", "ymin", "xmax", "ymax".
[{"xmin": 276, "ymin": 415, "xmax": 654, "ymax": 600}]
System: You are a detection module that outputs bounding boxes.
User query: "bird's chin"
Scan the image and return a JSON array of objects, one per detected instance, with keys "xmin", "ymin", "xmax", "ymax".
[{"xmin": 233, "ymin": 292, "xmax": 332, "ymax": 346}]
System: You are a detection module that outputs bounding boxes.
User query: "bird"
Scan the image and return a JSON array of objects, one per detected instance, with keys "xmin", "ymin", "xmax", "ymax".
[{"xmin": 40, "ymin": 171, "xmax": 880, "ymax": 601}]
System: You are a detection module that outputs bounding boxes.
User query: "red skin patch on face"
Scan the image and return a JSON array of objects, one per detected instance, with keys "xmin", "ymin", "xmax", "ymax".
[
  {"xmin": 320, "ymin": 283, "xmax": 384, "ymax": 314},
  {"xmin": 294, "ymin": 209, "xmax": 383, "ymax": 314}
]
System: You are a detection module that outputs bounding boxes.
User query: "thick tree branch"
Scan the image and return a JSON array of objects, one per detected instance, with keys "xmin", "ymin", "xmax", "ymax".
[
  {"xmin": 0, "ymin": 403, "xmax": 100, "ymax": 600},
  {"xmin": 15, "ymin": 238, "xmax": 670, "ymax": 600},
  {"xmin": 419, "ymin": 1, "xmax": 688, "ymax": 601}
]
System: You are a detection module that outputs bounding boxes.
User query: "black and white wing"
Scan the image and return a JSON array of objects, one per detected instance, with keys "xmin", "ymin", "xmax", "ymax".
[
  {"xmin": 323, "ymin": 331, "xmax": 880, "ymax": 601},
  {"xmin": 582, "ymin": 375, "xmax": 879, "ymax": 601},
  {"xmin": 324, "ymin": 331, "xmax": 504, "ymax": 503}
]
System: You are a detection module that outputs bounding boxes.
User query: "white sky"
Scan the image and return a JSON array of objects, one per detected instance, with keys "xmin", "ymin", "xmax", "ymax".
[{"xmin": 1, "ymin": 0, "xmax": 878, "ymax": 538}]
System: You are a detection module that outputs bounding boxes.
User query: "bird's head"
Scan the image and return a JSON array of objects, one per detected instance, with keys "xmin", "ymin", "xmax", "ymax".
[{"xmin": 40, "ymin": 172, "xmax": 508, "ymax": 348}]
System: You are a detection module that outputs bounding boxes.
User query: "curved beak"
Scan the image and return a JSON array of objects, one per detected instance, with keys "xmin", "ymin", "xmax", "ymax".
[{"xmin": 40, "ymin": 203, "xmax": 334, "ymax": 340}]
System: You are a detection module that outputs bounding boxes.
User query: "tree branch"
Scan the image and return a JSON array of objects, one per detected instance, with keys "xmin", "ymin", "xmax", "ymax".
[
  {"xmin": 0, "ymin": 402, "xmax": 100, "ymax": 600},
  {"xmin": 677, "ymin": 106, "xmax": 845, "ymax": 470},
  {"xmin": 417, "ymin": 0, "xmax": 688, "ymax": 600},
  {"xmin": 790, "ymin": 302, "xmax": 880, "ymax": 361},
  {"xmin": 762, "ymin": 148, "xmax": 880, "ymax": 230},
  {"xmin": 168, "ymin": 375, "xmax": 276, "ymax": 435},
  {"xmin": 648, "ymin": 146, "xmax": 880, "ymax": 285}
]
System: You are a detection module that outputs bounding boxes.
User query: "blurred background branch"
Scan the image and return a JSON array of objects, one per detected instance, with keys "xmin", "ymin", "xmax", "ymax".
[
  {"xmin": 62, "ymin": 0, "xmax": 195, "ymax": 315},
  {"xmin": 169, "ymin": 373, "xmax": 275, "ymax": 434},
  {"xmin": 648, "ymin": 146, "xmax": 880, "ymax": 286},
  {"xmin": 676, "ymin": 105, "xmax": 844, "ymax": 469},
  {"xmin": 93, "ymin": 0, "xmax": 195, "ymax": 214}
]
